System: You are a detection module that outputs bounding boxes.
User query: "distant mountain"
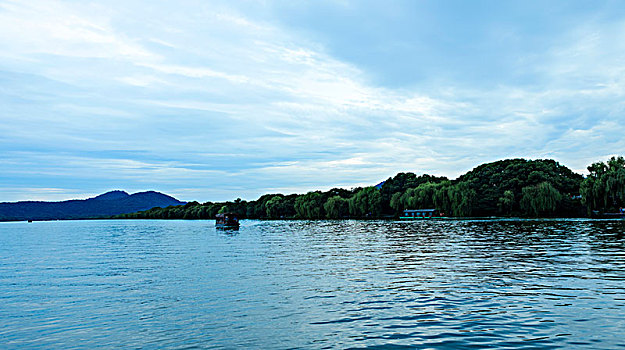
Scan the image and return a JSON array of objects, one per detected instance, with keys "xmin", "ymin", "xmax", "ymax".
[
  {"xmin": 0, "ymin": 191, "xmax": 185, "ymax": 221},
  {"xmin": 92, "ymin": 190, "xmax": 131, "ymax": 201}
]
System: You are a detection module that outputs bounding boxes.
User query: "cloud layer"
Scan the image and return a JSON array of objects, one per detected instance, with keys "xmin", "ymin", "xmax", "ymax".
[{"xmin": 1, "ymin": 0, "xmax": 624, "ymax": 201}]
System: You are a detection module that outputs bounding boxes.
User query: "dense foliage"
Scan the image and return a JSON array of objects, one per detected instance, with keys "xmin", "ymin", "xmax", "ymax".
[
  {"xmin": 454, "ymin": 159, "xmax": 583, "ymax": 217},
  {"xmin": 580, "ymin": 156, "xmax": 625, "ymax": 214},
  {"xmin": 115, "ymin": 157, "xmax": 624, "ymax": 220}
]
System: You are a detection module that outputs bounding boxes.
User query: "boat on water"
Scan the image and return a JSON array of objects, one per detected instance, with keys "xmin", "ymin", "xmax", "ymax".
[
  {"xmin": 400, "ymin": 209, "xmax": 448, "ymax": 220},
  {"xmin": 216, "ymin": 213, "xmax": 240, "ymax": 229}
]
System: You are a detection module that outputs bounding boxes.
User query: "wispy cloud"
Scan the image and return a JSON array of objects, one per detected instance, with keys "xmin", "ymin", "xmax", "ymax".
[{"xmin": 0, "ymin": 0, "xmax": 624, "ymax": 201}]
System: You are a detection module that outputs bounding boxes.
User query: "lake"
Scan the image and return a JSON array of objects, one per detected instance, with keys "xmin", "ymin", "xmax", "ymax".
[{"xmin": 1, "ymin": 219, "xmax": 624, "ymax": 349}]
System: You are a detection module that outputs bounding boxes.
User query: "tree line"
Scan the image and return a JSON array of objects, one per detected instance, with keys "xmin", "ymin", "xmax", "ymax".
[{"xmin": 115, "ymin": 157, "xmax": 625, "ymax": 220}]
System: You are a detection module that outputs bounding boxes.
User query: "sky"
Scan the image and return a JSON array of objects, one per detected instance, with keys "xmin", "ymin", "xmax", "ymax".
[{"xmin": 1, "ymin": 0, "xmax": 625, "ymax": 202}]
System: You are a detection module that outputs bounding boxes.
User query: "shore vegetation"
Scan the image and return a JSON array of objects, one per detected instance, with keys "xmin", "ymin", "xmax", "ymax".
[{"xmin": 115, "ymin": 157, "xmax": 625, "ymax": 220}]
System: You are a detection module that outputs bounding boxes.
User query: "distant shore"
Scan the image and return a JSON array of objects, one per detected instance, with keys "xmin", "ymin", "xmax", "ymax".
[
  {"xmin": 3, "ymin": 157, "xmax": 623, "ymax": 222},
  {"xmin": 6, "ymin": 216, "xmax": 625, "ymax": 224},
  {"xmin": 115, "ymin": 157, "xmax": 625, "ymax": 222}
]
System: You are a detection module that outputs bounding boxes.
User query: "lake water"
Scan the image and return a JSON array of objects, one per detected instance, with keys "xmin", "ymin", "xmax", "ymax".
[{"xmin": 1, "ymin": 219, "xmax": 624, "ymax": 349}]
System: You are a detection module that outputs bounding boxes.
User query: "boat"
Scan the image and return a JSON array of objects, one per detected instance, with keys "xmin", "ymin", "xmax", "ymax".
[
  {"xmin": 400, "ymin": 209, "xmax": 448, "ymax": 220},
  {"xmin": 216, "ymin": 213, "xmax": 240, "ymax": 229}
]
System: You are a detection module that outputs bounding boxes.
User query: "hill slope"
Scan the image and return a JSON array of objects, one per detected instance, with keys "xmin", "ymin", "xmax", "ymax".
[
  {"xmin": 455, "ymin": 158, "xmax": 583, "ymax": 216},
  {"xmin": 0, "ymin": 191, "xmax": 185, "ymax": 221}
]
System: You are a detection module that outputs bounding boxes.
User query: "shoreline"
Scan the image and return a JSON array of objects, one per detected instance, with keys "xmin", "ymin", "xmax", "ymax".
[{"xmin": 4, "ymin": 216, "xmax": 624, "ymax": 224}]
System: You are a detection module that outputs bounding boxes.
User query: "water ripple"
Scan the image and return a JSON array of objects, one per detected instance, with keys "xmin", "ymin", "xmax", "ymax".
[{"xmin": 1, "ymin": 219, "xmax": 624, "ymax": 348}]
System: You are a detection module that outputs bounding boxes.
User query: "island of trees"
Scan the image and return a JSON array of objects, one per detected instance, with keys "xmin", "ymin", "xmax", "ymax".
[{"xmin": 115, "ymin": 156, "xmax": 625, "ymax": 220}]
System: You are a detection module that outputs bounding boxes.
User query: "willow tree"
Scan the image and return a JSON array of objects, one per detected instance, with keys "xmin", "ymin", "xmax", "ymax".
[
  {"xmin": 389, "ymin": 181, "xmax": 450, "ymax": 213},
  {"xmin": 294, "ymin": 192, "xmax": 325, "ymax": 219},
  {"xmin": 447, "ymin": 182, "xmax": 476, "ymax": 217},
  {"xmin": 520, "ymin": 182, "xmax": 562, "ymax": 217},
  {"xmin": 324, "ymin": 196, "xmax": 349, "ymax": 219},
  {"xmin": 497, "ymin": 190, "xmax": 515, "ymax": 215},
  {"xmin": 348, "ymin": 187, "xmax": 382, "ymax": 218},
  {"xmin": 265, "ymin": 196, "xmax": 285, "ymax": 219},
  {"xmin": 580, "ymin": 156, "xmax": 625, "ymax": 213}
]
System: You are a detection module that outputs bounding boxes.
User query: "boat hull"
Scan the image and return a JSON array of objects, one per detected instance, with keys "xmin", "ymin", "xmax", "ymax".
[{"xmin": 216, "ymin": 223, "xmax": 239, "ymax": 229}]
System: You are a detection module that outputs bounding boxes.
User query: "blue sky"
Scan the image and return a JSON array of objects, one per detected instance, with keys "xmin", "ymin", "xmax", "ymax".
[{"xmin": 1, "ymin": 0, "xmax": 625, "ymax": 202}]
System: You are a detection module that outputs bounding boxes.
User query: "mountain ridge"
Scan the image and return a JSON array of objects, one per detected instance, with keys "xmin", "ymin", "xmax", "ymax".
[{"xmin": 0, "ymin": 190, "xmax": 185, "ymax": 221}]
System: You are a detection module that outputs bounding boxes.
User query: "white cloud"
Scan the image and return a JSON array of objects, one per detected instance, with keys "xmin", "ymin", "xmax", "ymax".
[
  {"xmin": 0, "ymin": 1, "xmax": 624, "ymax": 201},
  {"xmin": 0, "ymin": 1, "xmax": 157, "ymax": 61}
]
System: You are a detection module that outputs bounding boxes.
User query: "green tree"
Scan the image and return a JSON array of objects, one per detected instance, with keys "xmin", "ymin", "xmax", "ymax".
[
  {"xmin": 455, "ymin": 159, "xmax": 582, "ymax": 216},
  {"xmin": 348, "ymin": 187, "xmax": 382, "ymax": 217},
  {"xmin": 265, "ymin": 195, "xmax": 285, "ymax": 219},
  {"xmin": 497, "ymin": 190, "xmax": 515, "ymax": 215},
  {"xmin": 390, "ymin": 182, "xmax": 447, "ymax": 212},
  {"xmin": 447, "ymin": 182, "xmax": 476, "ymax": 217},
  {"xmin": 380, "ymin": 173, "xmax": 448, "ymax": 214},
  {"xmin": 520, "ymin": 182, "xmax": 562, "ymax": 216},
  {"xmin": 389, "ymin": 192, "xmax": 404, "ymax": 212},
  {"xmin": 433, "ymin": 181, "xmax": 452, "ymax": 215},
  {"xmin": 324, "ymin": 196, "xmax": 349, "ymax": 219},
  {"xmin": 294, "ymin": 192, "xmax": 325, "ymax": 219},
  {"xmin": 580, "ymin": 156, "xmax": 625, "ymax": 213}
]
